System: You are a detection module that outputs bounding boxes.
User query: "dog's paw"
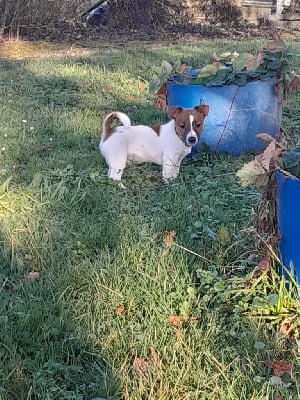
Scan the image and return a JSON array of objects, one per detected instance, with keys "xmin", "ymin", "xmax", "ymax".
[{"xmin": 118, "ymin": 182, "xmax": 127, "ymax": 190}]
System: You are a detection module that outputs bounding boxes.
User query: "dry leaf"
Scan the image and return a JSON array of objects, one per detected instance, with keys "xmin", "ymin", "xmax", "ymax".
[
  {"xmin": 138, "ymin": 81, "xmax": 146, "ymax": 90},
  {"xmin": 253, "ymin": 258, "xmax": 271, "ymax": 279},
  {"xmin": 116, "ymin": 304, "xmax": 126, "ymax": 316},
  {"xmin": 133, "ymin": 357, "xmax": 149, "ymax": 376},
  {"xmin": 181, "ymin": 63, "xmax": 187, "ymax": 72},
  {"xmin": 155, "ymin": 83, "xmax": 167, "ymax": 109},
  {"xmin": 169, "ymin": 315, "xmax": 199, "ymax": 326},
  {"xmin": 40, "ymin": 145, "xmax": 52, "ymax": 152},
  {"xmin": 236, "ymin": 159, "xmax": 265, "ymax": 187},
  {"xmin": 279, "ymin": 320, "xmax": 298, "ymax": 337},
  {"xmin": 19, "ymin": 271, "xmax": 40, "ymax": 286},
  {"xmin": 162, "ymin": 230, "xmax": 176, "ymax": 256},
  {"xmin": 211, "ymin": 52, "xmax": 222, "ymax": 62},
  {"xmin": 12, "ymin": 165, "xmax": 20, "ymax": 174},
  {"xmin": 256, "ymin": 141, "xmax": 276, "ymax": 171},
  {"xmin": 258, "ymin": 258, "xmax": 270, "ymax": 272},
  {"xmin": 257, "ymin": 133, "xmax": 276, "ymax": 144},
  {"xmin": 289, "ymin": 76, "xmax": 300, "ymax": 93},
  {"xmin": 265, "ymin": 360, "xmax": 292, "ymax": 377},
  {"xmin": 255, "ymin": 50, "xmax": 263, "ymax": 68},
  {"xmin": 25, "ymin": 271, "xmax": 40, "ymax": 282}
]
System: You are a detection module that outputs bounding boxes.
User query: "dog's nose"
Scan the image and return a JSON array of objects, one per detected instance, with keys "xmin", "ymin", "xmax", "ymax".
[{"xmin": 187, "ymin": 136, "xmax": 197, "ymax": 145}]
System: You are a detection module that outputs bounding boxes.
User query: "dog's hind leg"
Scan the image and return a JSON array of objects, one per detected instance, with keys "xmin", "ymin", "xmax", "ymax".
[{"xmin": 106, "ymin": 158, "xmax": 127, "ymax": 188}]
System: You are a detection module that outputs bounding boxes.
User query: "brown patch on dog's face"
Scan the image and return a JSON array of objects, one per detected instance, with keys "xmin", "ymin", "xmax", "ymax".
[
  {"xmin": 150, "ymin": 125, "xmax": 161, "ymax": 135},
  {"xmin": 168, "ymin": 105, "xmax": 209, "ymax": 146}
]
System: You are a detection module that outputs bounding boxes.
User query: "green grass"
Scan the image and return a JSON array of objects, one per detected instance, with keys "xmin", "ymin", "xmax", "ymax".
[{"xmin": 0, "ymin": 37, "xmax": 300, "ymax": 400}]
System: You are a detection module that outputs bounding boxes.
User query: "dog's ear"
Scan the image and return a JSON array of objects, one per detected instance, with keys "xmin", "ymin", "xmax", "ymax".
[
  {"xmin": 167, "ymin": 106, "xmax": 183, "ymax": 120},
  {"xmin": 194, "ymin": 105, "xmax": 209, "ymax": 117}
]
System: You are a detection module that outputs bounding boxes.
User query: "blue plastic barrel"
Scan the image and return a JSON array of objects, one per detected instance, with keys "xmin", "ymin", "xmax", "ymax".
[
  {"xmin": 276, "ymin": 170, "xmax": 300, "ymax": 282},
  {"xmin": 166, "ymin": 77, "xmax": 282, "ymax": 155}
]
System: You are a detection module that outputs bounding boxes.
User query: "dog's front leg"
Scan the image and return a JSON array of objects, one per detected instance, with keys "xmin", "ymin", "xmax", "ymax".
[{"xmin": 162, "ymin": 158, "xmax": 180, "ymax": 183}]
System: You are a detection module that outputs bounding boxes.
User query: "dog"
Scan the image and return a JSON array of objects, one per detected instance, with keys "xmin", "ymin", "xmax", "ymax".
[{"xmin": 99, "ymin": 104, "xmax": 209, "ymax": 187}]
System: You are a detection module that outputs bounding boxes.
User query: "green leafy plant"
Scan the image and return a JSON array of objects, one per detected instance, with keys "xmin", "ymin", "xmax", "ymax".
[{"xmin": 150, "ymin": 35, "xmax": 299, "ymax": 93}]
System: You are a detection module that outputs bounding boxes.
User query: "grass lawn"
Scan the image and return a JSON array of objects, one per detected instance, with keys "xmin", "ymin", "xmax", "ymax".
[{"xmin": 0, "ymin": 37, "xmax": 300, "ymax": 400}]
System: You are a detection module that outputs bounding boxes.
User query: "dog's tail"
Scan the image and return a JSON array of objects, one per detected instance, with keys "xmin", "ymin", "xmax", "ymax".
[{"xmin": 102, "ymin": 112, "xmax": 131, "ymax": 141}]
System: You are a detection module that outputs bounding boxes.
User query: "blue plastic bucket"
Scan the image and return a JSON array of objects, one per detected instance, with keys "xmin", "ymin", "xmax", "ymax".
[
  {"xmin": 166, "ymin": 77, "xmax": 282, "ymax": 155},
  {"xmin": 276, "ymin": 170, "xmax": 300, "ymax": 282}
]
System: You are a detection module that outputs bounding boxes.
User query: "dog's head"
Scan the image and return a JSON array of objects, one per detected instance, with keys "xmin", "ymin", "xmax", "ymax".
[{"xmin": 167, "ymin": 105, "xmax": 209, "ymax": 147}]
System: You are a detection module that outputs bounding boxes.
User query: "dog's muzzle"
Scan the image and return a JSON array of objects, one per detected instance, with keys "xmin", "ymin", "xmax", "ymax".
[{"xmin": 186, "ymin": 136, "xmax": 198, "ymax": 147}]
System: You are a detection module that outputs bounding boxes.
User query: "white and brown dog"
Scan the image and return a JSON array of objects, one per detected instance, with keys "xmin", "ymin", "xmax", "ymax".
[{"xmin": 99, "ymin": 105, "xmax": 209, "ymax": 187}]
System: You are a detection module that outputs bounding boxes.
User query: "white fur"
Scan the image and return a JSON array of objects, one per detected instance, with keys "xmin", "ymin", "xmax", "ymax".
[{"xmin": 99, "ymin": 111, "xmax": 197, "ymax": 186}]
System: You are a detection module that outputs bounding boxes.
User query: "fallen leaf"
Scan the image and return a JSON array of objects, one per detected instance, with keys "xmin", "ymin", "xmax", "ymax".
[
  {"xmin": 19, "ymin": 271, "xmax": 40, "ymax": 286},
  {"xmin": 279, "ymin": 320, "xmax": 298, "ymax": 337},
  {"xmin": 265, "ymin": 360, "xmax": 292, "ymax": 377},
  {"xmin": 255, "ymin": 50, "xmax": 263, "ymax": 68},
  {"xmin": 169, "ymin": 315, "xmax": 199, "ymax": 326},
  {"xmin": 162, "ymin": 230, "xmax": 176, "ymax": 256},
  {"xmin": 12, "ymin": 165, "xmax": 20, "ymax": 174},
  {"xmin": 133, "ymin": 357, "xmax": 149, "ymax": 376},
  {"xmin": 138, "ymin": 81, "xmax": 146, "ymax": 89},
  {"xmin": 155, "ymin": 94, "xmax": 167, "ymax": 109},
  {"xmin": 258, "ymin": 258, "xmax": 271, "ymax": 272},
  {"xmin": 256, "ymin": 140, "xmax": 276, "ymax": 171},
  {"xmin": 40, "ymin": 145, "xmax": 52, "ymax": 152},
  {"xmin": 211, "ymin": 52, "xmax": 222, "ymax": 62},
  {"xmin": 289, "ymin": 76, "xmax": 300, "ymax": 93},
  {"xmin": 252, "ymin": 258, "xmax": 271, "ymax": 279},
  {"xmin": 181, "ymin": 63, "xmax": 187, "ymax": 72},
  {"xmin": 25, "ymin": 271, "xmax": 40, "ymax": 282},
  {"xmin": 236, "ymin": 159, "xmax": 265, "ymax": 187},
  {"xmin": 116, "ymin": 304, "xmax": 126, "ymax": 316},
  {"xmin": 257, "ymin": 133, "xmax": 276, "ymax": 144},
  {"xmin": 155, "ymin": 83, "xmax": 167, "ymax": 109}
]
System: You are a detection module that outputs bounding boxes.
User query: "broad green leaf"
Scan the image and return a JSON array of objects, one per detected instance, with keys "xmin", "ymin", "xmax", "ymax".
[
  {"xmin": 149, "ymin": 78, "xmax": 160, "ymax": 93},
  {"xmin": 267, "ymin": 294, "xmax": 279, "ymax": 306},
  {"xmin": 252, "ymin": 297, "xmax": 265, "ymax": 308},
  {"xmin": 151, "ymin": 66, "xmax": 162, "ymax": 74},
  {"xmin": 161, "ymin": 60, "xmax": 173, "ymax": 74},
  {"xmin": 262, "ymin": 51, "xmax": 278, "ymax": 61},
  {"xmin": 254, "ymin": 341, "xmax": 266, "ymax": 349},
  {"xmin": 232, "ymin": 53, "xmax": 253, "ymax": 71},
  {"xmin": 269, "ymin": 376, "xmax": 282, "ymax": 385},
  {"xmin": 267, "ymin": 59, "xmax": 282, "ymax": 70},
  {"xmin": 174, "ymin": 59, "xmax": 182, "ymax": 73},
  {"xmin": 194, "ymin": 220, "xmax": 202, "ymax": 228},
  {"xmin": 233, "ymin": 74, "xmax": 248, "ymax": 86},
  {"xmin": 219, "ymin": 51, "xmax": 232, "ymax": 59},
  {"xmin": 198, "ymin": 64, "xmax": 218, "ymax": 78},
  {"xmin": 282, "ymin": 150, "xmax": 300, "ymax": 168}
]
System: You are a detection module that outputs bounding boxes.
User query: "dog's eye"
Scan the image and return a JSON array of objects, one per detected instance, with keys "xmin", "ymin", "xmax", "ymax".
[
  {"xmin": 195, "ymin": 122, "xmax": 202, "ymax": 128},
  {"xmin": 179, "ymin": 123, "xmax": 185, "ymax": 129}
]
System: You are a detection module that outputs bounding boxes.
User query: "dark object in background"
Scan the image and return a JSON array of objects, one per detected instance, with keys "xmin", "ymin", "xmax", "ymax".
[{"xmin": 87, "ymin": 0, "xmax": 111, "ymax": 26}]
